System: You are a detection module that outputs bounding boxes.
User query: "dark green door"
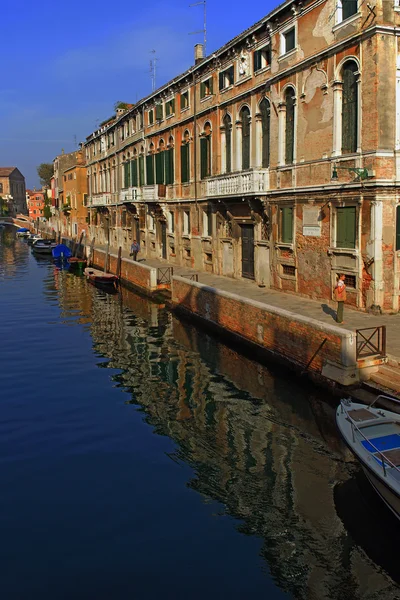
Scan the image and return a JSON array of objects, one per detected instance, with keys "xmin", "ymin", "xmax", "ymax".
[
  {"xmin": 161, "ymin": 221, "xmax": 167, "ymax": 259},
  {"xmin": 241, "ymin": 224, "xmax": 254, "ymax": 279}
]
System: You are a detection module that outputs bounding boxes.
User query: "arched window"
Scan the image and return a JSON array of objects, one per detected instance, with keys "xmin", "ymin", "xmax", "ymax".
[
  {"xmin": 240, "ymin": 106, "xmax": 251, "ymax": 170},
  {"xmin": 181, "ymin": 130, "xmax": 190, "ymax": 184},
  {"xmin": 342, "ymin": 61, "xmax": 358, "ymax": 154},
  {"xmin": 285, "ymin": 88, "xmax": 295, "ymax": 164},
  {"xmin": 260, "ymin": 98, "xmax": 270, "ymax": 168},
  {"xmin": 200, "ymin": 123, "xmax": 212, "ymax": 179},
  {"xmin": 223, "ymin": 114, "xmax": 232, "ymax": 173}
]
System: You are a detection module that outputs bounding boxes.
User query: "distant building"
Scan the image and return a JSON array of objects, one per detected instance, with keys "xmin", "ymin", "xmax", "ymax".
[
  {"xmin": 53, "ymin": 149, "xmax": 85, "ymax": 210},
  {"xmin": 27, "ymin": 189, "xmax": 45, "ymax": 220},
  {"xmin": 0, "ymin": 167, "xmax": 27, "ymax": 216},
  {"xmin": 63, "ymin": 158, "xmax": 88, "ymax": 238}
]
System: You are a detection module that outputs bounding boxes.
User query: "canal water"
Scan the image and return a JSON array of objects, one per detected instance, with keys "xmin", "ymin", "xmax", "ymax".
[{"xmin": 1, "ymin": 226, "xmax": 399, "ymax": 600}]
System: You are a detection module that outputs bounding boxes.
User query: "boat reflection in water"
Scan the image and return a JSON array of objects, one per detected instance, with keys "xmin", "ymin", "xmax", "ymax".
[{"xmin": 45, "ymin": 270, "xmax": 400, "ymax": 600}]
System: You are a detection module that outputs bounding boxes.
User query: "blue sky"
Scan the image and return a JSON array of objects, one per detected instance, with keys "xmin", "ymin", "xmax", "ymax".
[{"xmin": 0, "ymin": 0, "xmax": 273, "ymax": 187}]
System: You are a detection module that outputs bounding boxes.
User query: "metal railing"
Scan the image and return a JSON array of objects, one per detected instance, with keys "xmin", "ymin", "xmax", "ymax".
[
  {"xmin": 356, "ymin": 326, "xmax": 386, "ymax": 359},
  {"xmin": 157, "ymin": 267, "xmax": 173, "ymax": 285},
  {"xmin": 340, "ymin": 399, "xmax": 400, "ymax": 479}
]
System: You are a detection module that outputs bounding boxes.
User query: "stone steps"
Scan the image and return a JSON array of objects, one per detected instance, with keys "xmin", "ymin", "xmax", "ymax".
[{"xmin": 367, "ymin": 364, "xmax": 400, "ymax": 398}]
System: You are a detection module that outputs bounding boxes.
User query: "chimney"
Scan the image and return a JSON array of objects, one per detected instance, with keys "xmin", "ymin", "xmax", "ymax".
[{"xmin": 194, "ymin": 43, "xmax": 204, "ymax": 64}]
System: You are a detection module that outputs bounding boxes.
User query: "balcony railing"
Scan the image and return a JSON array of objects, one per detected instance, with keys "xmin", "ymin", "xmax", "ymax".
[
  {"xmin": 206, "ymin": 169, "xmax": 269, "ymax": 197},
  {"xmin": 87, "ymin": 193, "xmax": 112, "ymax": 207},
  {"xmin": 119, "ymin": 188, "xmax": 141, "ymax": 204}
]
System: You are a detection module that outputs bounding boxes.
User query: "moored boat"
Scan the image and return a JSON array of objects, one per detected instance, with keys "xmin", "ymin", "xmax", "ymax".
[
  {"xmin": 336, "ymin": 396, "xmax": 400, "ymax": 520},
  {"xmin": 16, "ymin": 227, "xmax": 30, "ymax": 237},
  {"xmin": 32, "ymin": 239, "xmax": 57, "ymax": 254},
  {"xmin": 68, "ymin": 257, "xmax": 87, "ymax": 269},
  {"xmin": 84, "ymin": 267, "xmax": 118, "ymax": 287},
  {"xmin": 27, "ymin": 233, "xmax": 43, "ymax": 244},
  {"xmin": 52, "ymin": 244, "xmax": 72, "ymax": 259}
]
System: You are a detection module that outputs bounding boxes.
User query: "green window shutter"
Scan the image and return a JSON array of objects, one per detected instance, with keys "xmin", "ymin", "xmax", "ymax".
[
  {"xmin": 219, "ymin": 72, "xmax": 224, "ymax": 90},
  {"xmin": 181, "ymin": 144, "xmax": 189, "ymax": 183},
  {"xmin": 343, "ymin": 0, "xmax": 358, "ymax": 19},
  {"xmin": 156, "ymin": 152, "xmax": 164, "ymax": 184},
  {"xmin": 397, "ymin": 206, "xmax": 400, "ymax": 251},
  {"xmin": 200, "ymin": 137, "xmax": 208, "ymax": 179},
  {"xmin": 342, "ymin": 62, "xmax": 358, "ymax": 154},
  {"xmin": 171, "ymin": 98, "xmax": 175, "ymax": 113},
  {"xmin": 337, "ymin": 206, "xmax": 356, "ymax": 249},
  {"xmin": 200, "ymin": 81, "xmax": 205, "ymax": 99},
  {"xmin": 209, "ymin": 77, "xmax": 213, "ymax": 95},
  {"xmin": 281, "ymin": 207, "xmax": 293, "ymax": 243},
  {"xmin": 124, "ymin": 162, "xmax": 130, "ymax": 188},
  {"xmin": 254, "ymin": 50, "xmax": 261, "ymax": 72},
  {"xmin": 165, "ymin": 148, "xmax": 174, "ymax": 185},
  {"xmin": 146, "ymin": 155, "xmax": 154, "ymax": 185},
  {"xmin": 156, "ymin": 104, "xmax": 163, "ymax": 120},
  {"xmin": 131, "ymin": 160, "xmax": 138, "ymax": 187},
  {"xmin": 285, "ymin": 90, "xmax": 295, "ymax": 164},
  {"xmin": 138, "ymin": 156, "xmax": 145, "ymax": 186}
]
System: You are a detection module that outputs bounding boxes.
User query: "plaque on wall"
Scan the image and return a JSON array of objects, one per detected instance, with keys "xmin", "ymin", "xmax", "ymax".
[
  {"xmin": 303, "ymin": 226, "xmax": 321, "ymax": 237},
  {"xmin": 302, "ymin": 206, "xmax": 321, "ymax": 237}
]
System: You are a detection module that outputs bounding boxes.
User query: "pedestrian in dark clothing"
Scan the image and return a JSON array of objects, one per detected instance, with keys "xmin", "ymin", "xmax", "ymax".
[
  {"xmin": 334, "ymin": 274, "xmax": 346, "ymax": 323},
  {"xmin": 130, "ymin": 239, "xmax": 140, "ymax": 261}
]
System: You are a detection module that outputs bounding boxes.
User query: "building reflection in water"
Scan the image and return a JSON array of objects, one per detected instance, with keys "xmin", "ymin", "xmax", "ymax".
[{"xmin": 49, "ymin": 269, "xmax": 400, "ymax": 600}]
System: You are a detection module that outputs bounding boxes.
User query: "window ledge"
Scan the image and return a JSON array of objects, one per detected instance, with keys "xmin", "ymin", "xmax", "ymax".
[
  {"xmin": 328, "ymin": 247, "xmax": 358, "ymax": 255},
  {"xmin": 254, "ymin": 66, "xmax": 271, "ymax": 77},
  {"xmin": 180, "ymin": 106, "xmax": 190, "ymax": 113},
  {"xmin": 182, "ymin": 234, "xmax": 191, "ymax": 239},
  {"xmin": 220, "ymin": 85, "xmax": 234, "ymax": 94},
  {"xmin": 200, "ymin": 95, "xmax": 213, "ymax": 103},
  {"xmin": 165, "ymin": 114, "xmax": 175, "ymax": 120},
  {"xmin": 332, "ymin": 12, "xmax": 361, "ymax": 32},
  {"xmin": 276, "ymin": 242, "xmax": 294, "ymax": 250},
  {"xmin": 235, "ymin": 74, "xmax": 252, "ymax": 86},
  {"xmin": 201, "ymin": 236, "xmax": 212, "ymax": 241},
  {"xmin": 278, "ymin": 47, "xmax": 297, "ymax": 62}
]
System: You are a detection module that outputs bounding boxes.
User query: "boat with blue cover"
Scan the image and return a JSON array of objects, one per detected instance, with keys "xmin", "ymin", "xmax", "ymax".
[
  {"xmin": 52, "ymin": 244, "xmax": 72, "ymax": 259},
  {"xmin": 336, "ymin": 396, "xmax": 400, "ymax": 520},
  {"xmin": 16, "ymin": 227, "xmax": 30, "ymax": 237}
]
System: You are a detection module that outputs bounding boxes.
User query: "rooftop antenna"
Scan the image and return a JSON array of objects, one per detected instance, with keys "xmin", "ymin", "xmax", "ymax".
[
  {"xmin": 189, "ymin": 0, "xmax": 207, "ymax": 57},
  {"xmin": 150, "ymin": 49, "xmax": 158, "ymax": 92}
]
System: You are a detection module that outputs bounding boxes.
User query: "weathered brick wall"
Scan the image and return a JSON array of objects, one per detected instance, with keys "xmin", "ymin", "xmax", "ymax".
[
  {"xmin": 91, "ymin": 249, "xmax": 157, "ymax": 292},
  {"xmin": 172, "ymin": 276, "xmax": 355, "ymax": 376}
]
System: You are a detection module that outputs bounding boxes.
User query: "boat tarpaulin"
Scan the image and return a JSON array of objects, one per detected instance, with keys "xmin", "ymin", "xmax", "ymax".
[
  {"xmin": 52, "ymin": 244, "xmax": 72, "ymax": 259},
  {"xmin": 17, "ymin": 227, "xmax": 29, "ymax": 232}
]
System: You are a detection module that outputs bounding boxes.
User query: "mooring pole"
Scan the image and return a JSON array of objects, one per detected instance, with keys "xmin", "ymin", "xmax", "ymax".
[
  {"xmin": 104, "ymin": 242, "xmax": 109, "ymax": 274},
  {"xmin": 89, "ymin": 237, "xmax": 95, "ymax": 267},
  {"xmin": 117, "ymin": 246, "xmax": 122, "ymax": 280}
]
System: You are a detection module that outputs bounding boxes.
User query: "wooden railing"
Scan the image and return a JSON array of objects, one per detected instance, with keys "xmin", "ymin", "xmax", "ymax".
[{"xmin": 356, "ymin": 326, "xmax": 386, "ymax": 360}]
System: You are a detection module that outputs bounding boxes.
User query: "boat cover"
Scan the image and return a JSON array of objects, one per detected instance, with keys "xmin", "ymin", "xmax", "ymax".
[
  {"xmin": 52, "ymin": 244, "xmax": 72, "ymax": 258},
  {"xmin": 17, "ymin": 227, "xmax": 29, "ymax": 232}
]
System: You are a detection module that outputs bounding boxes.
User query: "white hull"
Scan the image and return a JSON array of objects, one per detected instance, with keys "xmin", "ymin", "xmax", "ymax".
[{"xmin": 336, "ymin": 398, "xmax": 400, "ymax": 521}]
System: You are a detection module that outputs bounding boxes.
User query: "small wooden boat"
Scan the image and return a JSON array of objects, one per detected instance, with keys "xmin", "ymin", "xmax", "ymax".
[
  {"xmin": 68, "ymin": 257, "xmax": 87, "ymax": 269},
  {"xmin": 84, "ymin": 267, "xmax": 118, "ymax": 286},
  {"xmin": 336, "ymin": 396, "xmax": 400, "ymax": 520},
  {"xmin": 27, "ymin": 233, "xmax": 43, "ymax": 244}
]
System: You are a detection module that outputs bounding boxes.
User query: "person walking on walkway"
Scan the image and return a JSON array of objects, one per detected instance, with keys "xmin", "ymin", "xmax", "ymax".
[
  {"xmin": 130, "ymin": 239, "xmax": 140, "ymax": 261},
  {"xmin": 334, "ymin": 274, "xmax": 346, "ymax": 323}
]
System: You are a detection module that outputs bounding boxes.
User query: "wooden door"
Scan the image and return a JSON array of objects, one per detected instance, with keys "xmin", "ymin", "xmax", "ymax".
[{"xmin": 241, "ymin": 224, "xmax": 254, "ymax": 279}]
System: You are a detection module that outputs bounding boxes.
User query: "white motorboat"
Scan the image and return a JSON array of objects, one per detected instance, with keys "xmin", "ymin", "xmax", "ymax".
[
  {"xmin": 336, "ymin": 396, "xmax": 400, "ymax": 520},
  {"xmin": 32, "ymin": 239, "xmax": 57, "ymax": 254},
  {"xmin": 27, "ymin": 233, "xmax": 43, "ymax": 244}
]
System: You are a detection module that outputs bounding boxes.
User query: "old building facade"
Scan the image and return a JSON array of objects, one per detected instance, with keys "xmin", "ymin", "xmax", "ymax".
[
  {"xmin": 27, "ymin": 189, "xmax": 45, "ymax": 220},
  {"xmin": 0, "ymin": 167, "xmax": 27, "ymax": 216},
  {"xmin": 82, "ymin": 0, "xmax": 400, "ymax": 313}
]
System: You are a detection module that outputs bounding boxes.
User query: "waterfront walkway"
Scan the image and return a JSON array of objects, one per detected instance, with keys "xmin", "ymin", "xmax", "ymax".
[{"xmin": 99, "ymin": 244, "xmax": 400, "ymax": 360}]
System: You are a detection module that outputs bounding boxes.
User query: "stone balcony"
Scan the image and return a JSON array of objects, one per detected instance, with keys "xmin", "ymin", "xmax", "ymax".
[
  {"xmin": 142, "ymin": 184, "xmax": 167, "ymax": 201},
  {"xmin": 87, "ymin": 193, "xmax": 112, "ymax": 207},
  {"xmin": 119, "ymin": 188, "xmax": 141, "ymax": 204},
  {"xmin": 206, "ymin": 169, "xmax": 270, "ymax": 198}
]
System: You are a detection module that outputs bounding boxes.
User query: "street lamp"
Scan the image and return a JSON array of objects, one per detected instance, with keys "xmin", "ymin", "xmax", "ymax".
[{"xmin": 331, "ymin": 163, "xmax": 374, "ymax": 181}]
